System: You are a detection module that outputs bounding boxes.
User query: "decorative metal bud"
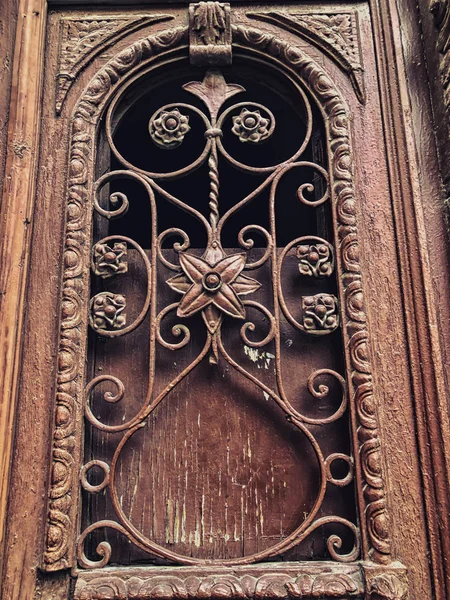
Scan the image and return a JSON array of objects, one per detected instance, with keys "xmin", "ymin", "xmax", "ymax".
[
  {"xmin": 92, "ymin": 242, "xmax": 127, "ymax": 279},
  {"xmin": 302, "ymin": 293, "xmax": 339, "ymax": 334},
  {"xmin": 297, "ymin": 242, "xmax": 334, "ymax": 277},
  {"xmin": 231, "ymin": 108, "xmax": 271, "ymax": 143},
  {"xmin": 89, "ymin": 292, "xmax": 126, "ymax": 332}
]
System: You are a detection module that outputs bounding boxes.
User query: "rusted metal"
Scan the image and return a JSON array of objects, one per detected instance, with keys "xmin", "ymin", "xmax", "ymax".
[{"xmin": 79, "ymin": 68, "xmax": 359, "ymax": 569}]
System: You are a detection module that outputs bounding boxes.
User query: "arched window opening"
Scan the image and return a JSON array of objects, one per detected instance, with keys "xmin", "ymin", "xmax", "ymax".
[{"xmin": 81, "ymin": 56, "xmax": 358, "ymax": 568}]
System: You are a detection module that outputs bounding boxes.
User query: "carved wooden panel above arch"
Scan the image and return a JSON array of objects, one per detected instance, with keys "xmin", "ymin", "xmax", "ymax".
[
  {"xmin": 55, "ymin": 14, "xmax": 174, "ymax": 114},
  {"xmin": 247, "ymin": 11, "xmax": 366, "ymax": 103}
]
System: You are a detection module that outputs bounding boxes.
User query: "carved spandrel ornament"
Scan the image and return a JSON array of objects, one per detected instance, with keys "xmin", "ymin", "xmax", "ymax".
[
  {"xmin": 55, "ymin": 14, "xmax": 173, "ymax": 115},
  {"xmin": 248, "ymin": 11, "xmax": 366, "ymax": 103},
  {"xmin": 189, "ymin": 2, "xmax": 232, "ymax": 65}
]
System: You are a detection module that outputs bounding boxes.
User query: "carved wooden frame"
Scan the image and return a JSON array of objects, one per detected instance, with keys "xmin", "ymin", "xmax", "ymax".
[{"xmin": 39, "ymin": 16, "xmax": 409, "ymax": 599}]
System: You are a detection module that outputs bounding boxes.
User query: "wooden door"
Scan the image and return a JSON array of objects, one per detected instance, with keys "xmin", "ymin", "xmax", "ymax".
[{"xmin": 1, "ymin": 2, "xmax": 445, "ymax": 599}]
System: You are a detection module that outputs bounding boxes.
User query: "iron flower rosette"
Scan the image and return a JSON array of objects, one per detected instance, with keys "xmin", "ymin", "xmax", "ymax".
[
  {"xmin": 232, "ymin": 108, "xmax": 271, "ymax": 143},
  {"xmin": 149, "ymin": 108, "xmax": 191, "ymax": 149},
  {"xmin": 167, "ymin": 252, "xmax": 261, "ymax": 333}
]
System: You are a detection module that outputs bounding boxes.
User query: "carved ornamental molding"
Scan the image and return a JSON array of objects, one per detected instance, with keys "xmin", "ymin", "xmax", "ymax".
[
  {"xmin": 55, "ymin": 14, "xmax": 173, "ymax": 114},
  {"xmin": 75, "ymin": 564, "xmax": 363, "ymax": 599},
  {"xmin": 74, "ymin": 563, "xmax": 408, "ymax": 599},
  {"xmin": 45, "ymin": 20, "xmax": 391, "ymax": 590}
]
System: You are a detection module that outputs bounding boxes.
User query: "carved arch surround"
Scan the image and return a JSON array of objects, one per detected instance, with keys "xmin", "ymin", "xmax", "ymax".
[{"xmin": 45, "ymin": 21, "xmax": 394, "ymax": 588}]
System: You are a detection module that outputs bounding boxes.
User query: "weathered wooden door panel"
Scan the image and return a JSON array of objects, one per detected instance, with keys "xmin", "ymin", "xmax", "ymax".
[{"xmin": 1, "ymin": 3, "xmax": 438, "ymax": 599}]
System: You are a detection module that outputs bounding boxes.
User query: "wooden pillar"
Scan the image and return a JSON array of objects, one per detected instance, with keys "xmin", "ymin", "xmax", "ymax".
[{"xmin": 0, "ymin": 0, "xmax": 47, "ymax": 582}]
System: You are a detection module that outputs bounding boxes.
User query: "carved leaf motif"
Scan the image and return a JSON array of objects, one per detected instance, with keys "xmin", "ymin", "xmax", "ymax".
[
  {"xmin": 75, "ymin": 570, "xmax": 364, "ymax": 599},
  {"xmin": 297, "ymin": 14, "xmax": 359, "ymax": 63},
  {"xmin": 370, "ymin": 574, "xmax": 408, "ymax": 600},
  {"xmin": 286, "ymin": 573, "xmax": 359, "ymax": 597},
  {"xmin": 193, "ymin": 1, "xmax": 227, "ymax": 45}
]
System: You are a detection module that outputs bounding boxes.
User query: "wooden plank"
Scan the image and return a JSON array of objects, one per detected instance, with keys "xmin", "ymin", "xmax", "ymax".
[
  {"xmin": 0, "ymin": 0, "xmax": 18, "ymax": 184},
  {"xmin": 0, "ymin": 0, "xmax": 47, "ymax": 577}
]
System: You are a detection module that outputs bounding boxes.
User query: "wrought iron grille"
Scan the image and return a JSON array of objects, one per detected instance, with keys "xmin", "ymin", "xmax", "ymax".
[{"xmin": 79, "ymin": 64, "xmax": 359, "ymax": 569}]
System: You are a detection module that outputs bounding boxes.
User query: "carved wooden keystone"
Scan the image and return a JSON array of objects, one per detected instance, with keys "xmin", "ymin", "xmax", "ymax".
[{"xmin": 189, "ymin": 2, "xmax": 232, "ymax": 65}]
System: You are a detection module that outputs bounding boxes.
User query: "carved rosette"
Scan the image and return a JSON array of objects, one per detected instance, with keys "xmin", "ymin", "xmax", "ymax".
[
  {"xmin": 149, "ymin": 108, "xmax": 191, "ymax": 148},
  {"xmin": 92, "ymin": 241, "xmax": 127, "ymax": 278},
  {"xmin": 302, "ymin": 293, "xmax": 339, "ymax": 333},
  {"xmin": 45, "ymin": 20, "xmax": 393, "ymax": 575},
  {"xmin": 231, "ymin": 108, "xmax": 272, "ymax": 143}
]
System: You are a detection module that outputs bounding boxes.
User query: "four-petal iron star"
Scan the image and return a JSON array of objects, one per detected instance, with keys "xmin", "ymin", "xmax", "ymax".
[{"xmin": 167, "ymin": 252, "xmax": 261, "ymax": 334}]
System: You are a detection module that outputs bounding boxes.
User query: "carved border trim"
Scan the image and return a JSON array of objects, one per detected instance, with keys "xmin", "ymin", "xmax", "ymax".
[
  {"xmin": 44, "ymin": 21, "xmax": 392, "ymax": 571},
  {"xmin": 43, "ymin": 26, "xmax": 188, "ymax": 572},
  {"xmin": 55, "ymin": 14, "xmax": 174, "ymax": 115},
  {"xmin": 75, "ymin": 563, "xmax": 364, "ymax": 599},
  {"xmin": 232, "ymin": 23, "xmax": 390, "ymax": 564},
  {"xmin": 247, "ymin": 11, "xmax": 366, "ymax": 103},
  {"xmin": 74, "ymin": 563, "xmax": 408, "ymax": 599}
]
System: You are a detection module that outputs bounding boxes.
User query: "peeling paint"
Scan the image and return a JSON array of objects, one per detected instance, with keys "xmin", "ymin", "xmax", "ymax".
[{"xmin": 244, "ymin": 346, "xmax": 275, "ymax": 370}]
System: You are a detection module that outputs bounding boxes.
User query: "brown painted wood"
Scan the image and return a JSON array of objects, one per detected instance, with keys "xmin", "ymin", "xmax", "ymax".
[
  {"xmin": 84, "ymin": 249, "xmax": 350, "ymax": 565},
  {"xmin": 0, "ymin": 3, "xmax": 449, "ymax": 599},
  {"xmin": 0, "ymin": 0, "xmax": 18, "ymax": 183},
  {"xmin": 0, "ymin": 0, "xmax": 47, "ymax": 581}
]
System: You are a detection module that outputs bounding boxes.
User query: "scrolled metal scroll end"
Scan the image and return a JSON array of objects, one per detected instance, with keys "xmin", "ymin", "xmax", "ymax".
[
  {"xmin": 89, "ymin": 292, "xmax": 126, "ymax": 333},
  {"xmin": 76, "ymin": 521, "xmax": 126, "ymax": 569},
  {"xmin": 92, "ymin": 241, "xmax": 127, "ymax": 279},
  {"xmin": 297, "ymin": 241, "xmax": 334, "ymax": 277},
  {"xmin": 295, "ymin": 163, "xmax": 330, "ymax": 207},
  {"xmin": 149, "ymin": 108, "xmax": 191, "ymax": 149},
  {"xmin": 231, "ymin": 107, "xmax": 273, "ymax": 144},
  {"xmin": 302, "ymin": 293, "xmax": 339, "ymax": 335},
  {"xmin": 301, "ymin": 516, "xmax": 360, "ymax": 563},
  {"xmin": 94, "ymin": 190, "xmax": 129, "ymax": 220}
]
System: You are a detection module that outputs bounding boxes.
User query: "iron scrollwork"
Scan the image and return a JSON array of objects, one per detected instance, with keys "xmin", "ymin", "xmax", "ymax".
[{"xmin": 78, "ymin": 67, "xmax": 359, "ymax": 569}]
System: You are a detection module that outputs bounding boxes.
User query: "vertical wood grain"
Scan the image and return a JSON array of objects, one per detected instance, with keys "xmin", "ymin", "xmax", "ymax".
[
  {"xmin": 0, "ymin": 0, "xmax": 18, "ymax": 186},
  {"xmin": 0, "ymin": 0, "xmax": 47, "ymax": 573},
  {"xmin": 369, "ymin": 0, "xmax": 450, "ymax": 596}
]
